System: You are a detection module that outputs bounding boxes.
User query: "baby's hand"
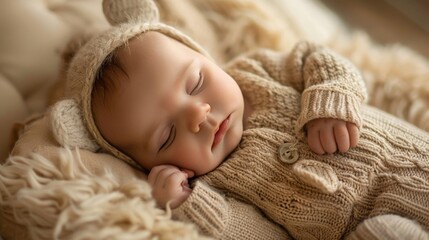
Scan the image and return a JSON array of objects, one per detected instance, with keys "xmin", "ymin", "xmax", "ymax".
[
  {"xmin": 148, "ymin": 165, "xmax": 193, "ymax": 209},
  {"xmin": 305, "ymin": 118, "xmax": 359, "ymax": 154}
]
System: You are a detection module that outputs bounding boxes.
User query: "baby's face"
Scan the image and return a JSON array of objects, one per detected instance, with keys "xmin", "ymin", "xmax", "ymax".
[{"xmin": 93, "ymin": 32, "xmax": 245, "ymax": 176}]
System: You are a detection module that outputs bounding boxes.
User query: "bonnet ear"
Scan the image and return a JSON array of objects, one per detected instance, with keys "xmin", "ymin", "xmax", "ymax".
[
  {"xmin": 102, "ymin": 0, "xmax": 160, "ymax": 26},
  {"xmin": 50, "ymin": 99, "xmax": 99, "ymax": 152}
]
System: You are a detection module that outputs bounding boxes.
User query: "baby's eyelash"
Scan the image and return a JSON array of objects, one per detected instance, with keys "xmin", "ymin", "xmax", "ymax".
[
  {"xmin": 159, "ymin": 125, "xmax": 176, "ymax": 151},
  {"xmin": 190, "ymin": 72, "xmax": 204, "ymax": 95}
]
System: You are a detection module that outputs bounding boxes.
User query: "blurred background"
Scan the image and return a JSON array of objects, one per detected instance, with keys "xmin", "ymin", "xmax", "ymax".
[{"xmin": 320, "ymin": 0, "xmax": 429, "ymax": 58}]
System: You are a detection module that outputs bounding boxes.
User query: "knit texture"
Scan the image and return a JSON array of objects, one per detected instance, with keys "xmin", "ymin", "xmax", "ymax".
[
  {"xmin": 174, "ymin": 42, "xmax": 429, "ymax": 239},
  {"xmin": 102, "ymin": 0, "xmax": 159, "ymax": 25},
  {"xmin": 50, "ymin": 99, "xmax": 99, "ymax": 152},
  {"xmin": 173, "ymin": 182, "xmax": 291, "ymax": 240}
]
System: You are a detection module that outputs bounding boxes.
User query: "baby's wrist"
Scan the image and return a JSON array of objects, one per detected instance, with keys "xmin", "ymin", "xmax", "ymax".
[{"xmin": 155, "ymin": 188, "xmax": 193, "ymax": 210}]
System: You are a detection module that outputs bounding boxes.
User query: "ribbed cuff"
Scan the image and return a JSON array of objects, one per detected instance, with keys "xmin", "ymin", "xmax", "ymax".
[
  {"xmin": 296, "ymin": 88, "xmax": 363, "ymax": 134},
  {"xmin": 172, "ymin": 181, "xmax": 227, "ymax": 238}
]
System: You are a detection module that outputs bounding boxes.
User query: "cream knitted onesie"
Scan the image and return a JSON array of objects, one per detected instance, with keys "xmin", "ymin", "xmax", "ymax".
[{"xmin": 173, "ymin": 42, "xmax": 429, "ymax": 239}]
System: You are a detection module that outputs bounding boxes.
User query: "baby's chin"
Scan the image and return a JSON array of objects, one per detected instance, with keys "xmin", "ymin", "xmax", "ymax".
[
  {"xmin": 195, "ymin": 164, "xmax": 220, "ymax": 177},
  {"xmin": 202, "ymin": 142, "xmax": 240, "ymax": 175},
  {"xmin": 193, "ymin": 154, "xmax": 227, "ymax": 176}
]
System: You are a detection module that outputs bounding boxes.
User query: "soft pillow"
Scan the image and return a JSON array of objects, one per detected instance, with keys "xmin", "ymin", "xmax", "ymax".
[{"xmin": 0, "ymin": 0, "xmax": 109, "ymax": 162}]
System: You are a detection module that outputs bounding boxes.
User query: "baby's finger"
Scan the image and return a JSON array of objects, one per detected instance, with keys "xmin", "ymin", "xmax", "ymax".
[
  {"xmin": 148, "ymin": 165, "xmax": 178, "ymax": 187},
  {"xmin": 320, "ymin": 127, "xmax": 337, "ymax": 154},
  {"xmin": 334, "ymin": 124, "xmax": 350, "ymax": 153},
  {"xmin": 347, "ymin": 123, "xmax": 360, "ymax": 148},
  {"xmin": 180, "ymin": 169, "xmax": 195, "ymax": 178},
  {"xmin": 307, "ymin": 128, "xmax": 325, "ymax": 155},
  {"xmin": 164, "ymin": 171, "xmax": 188, "ymax": 191},
  {"xmin": 148, "ymin": 165, "xmax": 168, "ymax": 185},
  {"xmin": 148, "ymin": 165, "xmax": 165, "ymax": 186}
]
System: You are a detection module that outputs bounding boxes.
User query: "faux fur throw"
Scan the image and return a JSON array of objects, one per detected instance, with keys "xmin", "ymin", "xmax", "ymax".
[{"xmin": 0, "ymin": 117, "xmax": 208, "ymax": 240}]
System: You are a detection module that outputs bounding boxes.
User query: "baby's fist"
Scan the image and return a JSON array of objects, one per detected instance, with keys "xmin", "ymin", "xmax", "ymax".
[
  {"xmin": 306, "ymin": 118, "xmax": 359, "ymax": 154},
  {"xmin": 148, "ymin": 165, "xmax": 192, "ymax": 209}
]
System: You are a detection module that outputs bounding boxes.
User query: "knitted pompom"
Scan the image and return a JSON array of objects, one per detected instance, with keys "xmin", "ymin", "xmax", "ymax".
[
  {"xmin": 50, "ymin": 99, "xmax": 99, "ymax": 152},
  {"xmin": 102, "ymin": 0, "xmax": 159, "ymax": 26}
]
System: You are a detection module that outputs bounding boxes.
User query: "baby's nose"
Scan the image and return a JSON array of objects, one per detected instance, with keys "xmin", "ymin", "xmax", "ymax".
[{"xmin": 187, "ymin": 102, "xmax": 210, "ymax": 133}]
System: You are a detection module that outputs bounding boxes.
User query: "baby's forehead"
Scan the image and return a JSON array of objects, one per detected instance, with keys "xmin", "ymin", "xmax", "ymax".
[
  {"xmin": 122, "ymin": 31, "xmax": 176, "ymax": 52},
  {"xmin": 113, "ymin": 32, "xmax": 175, "ymax": 65}
]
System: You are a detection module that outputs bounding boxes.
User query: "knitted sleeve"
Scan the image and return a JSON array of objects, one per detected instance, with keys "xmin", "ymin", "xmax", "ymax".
[
  {"xmin": 226, "ymin": 41, "xmax": 368, "ymax": 132},
  {"xmin": 290, "ymin": 41, "xmax": 368, "ymax": 132},
  {"xmin": 172, "ymin": 181, "xmax": 292, "ymax": 240}
]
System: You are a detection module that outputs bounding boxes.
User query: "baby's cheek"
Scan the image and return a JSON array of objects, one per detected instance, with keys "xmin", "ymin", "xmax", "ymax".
[
  {"xmin": 170, "ymin": 142, "xmax": 205, "ymax": 168},
  {"xmin": 227, "ymin": 125, "xmax": 243, "ymax": 150}
]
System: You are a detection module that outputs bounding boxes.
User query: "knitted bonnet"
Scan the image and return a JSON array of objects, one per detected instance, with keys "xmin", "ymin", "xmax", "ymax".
[{"xmin": 50, "ymin": 0, "xmax": 210, "ymax": 168}]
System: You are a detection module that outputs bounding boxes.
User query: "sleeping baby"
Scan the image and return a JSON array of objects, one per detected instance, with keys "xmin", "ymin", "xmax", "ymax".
[{"xmin": 50, "ymin": 0, "xmax": 429, "ymax": 239}]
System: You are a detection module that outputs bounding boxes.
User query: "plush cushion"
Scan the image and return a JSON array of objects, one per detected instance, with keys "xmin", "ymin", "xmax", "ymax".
[{"xmin": 0, "ymin": 0, "xmax": 109, "ymax": 162}]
